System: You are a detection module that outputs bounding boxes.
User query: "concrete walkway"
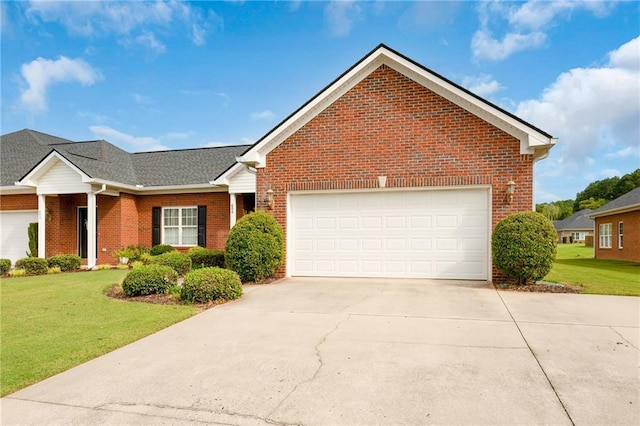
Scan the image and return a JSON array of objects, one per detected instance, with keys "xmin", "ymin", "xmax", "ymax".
[{"xmin": 2, "ymin": 278, "xmax": 639, "ymax": 425}]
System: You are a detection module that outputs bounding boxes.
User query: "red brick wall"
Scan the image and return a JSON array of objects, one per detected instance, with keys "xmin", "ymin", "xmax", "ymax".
[
  {"xmin": 0, "ymin": 194, "xmax": 37, "ymax": 210},
  {"xmin": 594, "ymin": 211, "xmax": 640, "ymax": 262},
  {"xmin": 257, "ymin": 65, "xmax": 535, "ymax": 281}
]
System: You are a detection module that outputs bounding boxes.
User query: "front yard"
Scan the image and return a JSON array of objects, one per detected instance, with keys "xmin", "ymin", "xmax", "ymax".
[
  {"xmin": 545, "ymin": 244, "xmax": 640, "ymax": 296},
  {"xmin": 0, "ymin": 270, "xmax": 197, "ymax": 396}
]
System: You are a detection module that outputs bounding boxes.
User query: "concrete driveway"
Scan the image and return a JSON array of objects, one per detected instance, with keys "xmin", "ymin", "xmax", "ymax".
[{"xmin": 2, "ymin": 278, "xmax": 639, "ymax": 425}]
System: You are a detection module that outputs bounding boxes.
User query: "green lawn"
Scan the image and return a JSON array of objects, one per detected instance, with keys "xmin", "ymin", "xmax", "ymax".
[
  {"xmin": 545, "ymin": 244, "xmax": 640, "ymax": 296},
  {"xmin": 0, "ymin": 270, "xmax": 197, "ymax": 396}
]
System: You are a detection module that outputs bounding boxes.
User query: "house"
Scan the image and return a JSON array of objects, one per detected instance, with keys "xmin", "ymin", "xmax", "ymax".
[
  {"xmin": 0, "ymin": 129, "xmax": 255, "ymax": 267},
  {"xmin": 554, "ymin": 209, "xmax": 594, "ymax": 243},
  {"xmin": 589, "ymin": 187, "xmax": 640, "ymax": 262},
  {"xmin": 1, "ymin": 44, "xmax": 555, "ymax": 281},
  {"xmin": 235, "ymin": 44, "xmax": 555, "ymax": 282}
]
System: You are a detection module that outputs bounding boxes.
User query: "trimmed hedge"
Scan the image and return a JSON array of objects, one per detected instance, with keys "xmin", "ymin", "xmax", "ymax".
[
  {"xmin": 0, "ymin": 259, "xmax": 10, "ymax": 275},
  {"xmin": 121, "ymin": 264, "xmax": 178, "ymax": 297},
  {"xmin": 181, "ymin": 267, "xmax": 242, "ymax": 303},
  {"xmin": 15, "ymin": 257, "xmax": 48, "ymax": 275},
  {"xmin": 492, "ymin": 211, "xmax": 557, "ymax": 285},
  {"xmin": 150, "ymin": 251, "xmax": 192, "ymax": 275},
  {"xmin": 149, "ymin": 244, "xmax": 176, "ymax": 256},
  {"xmin": 188, "ymin": 247, "xmax": 225, "ymax": 269},
  {"xmin": 47, "ymin": 254, "xmax": 82, "ymax": 272},
  {"xmin": 225, "ymin": 211, "xmax": 284, "ymax": 282}
]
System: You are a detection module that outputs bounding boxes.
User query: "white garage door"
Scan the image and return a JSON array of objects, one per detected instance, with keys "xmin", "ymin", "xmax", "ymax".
[
  {"xmin": 290, "ymin": 188, "xmax": 489, "ymax": 279},
  {"xmin": 0, "ymin": 211, "xmax": 38, "ymax": 265}
]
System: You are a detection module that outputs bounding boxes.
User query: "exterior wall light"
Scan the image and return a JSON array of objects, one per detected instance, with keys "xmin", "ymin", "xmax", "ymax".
[
  {"xmin": 506, "ymin": 180, "xmax": 516, "ymax": 204},
  {"xmin": 265, "ymin": 188, "xmax": 275, "ymax": 210}
]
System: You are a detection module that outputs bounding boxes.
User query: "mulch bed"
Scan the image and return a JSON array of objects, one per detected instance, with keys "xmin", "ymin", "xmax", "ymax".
[
  {"xmin": 495, "ymin": 281, "xmax": 581, "ymax": 293},
  {"xmin": 105, "ymin": 285, "xmax": 226, "ymax": 310}
]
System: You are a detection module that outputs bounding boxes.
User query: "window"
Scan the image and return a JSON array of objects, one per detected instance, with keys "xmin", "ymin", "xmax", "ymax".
[
  {"xmin": 570, "ymin": 232, "xmax": 586, "ymax": 241},
  {"xmin": 618, "ymin": 222, "xmax": 624, "ymax": 249},
  {"xmin": 599, "ymin": 223, "xmax": 612, "ymax": 248},
  {"xmin": 163, "ymin": 207, "xmax": 198, "ymax": 245}
]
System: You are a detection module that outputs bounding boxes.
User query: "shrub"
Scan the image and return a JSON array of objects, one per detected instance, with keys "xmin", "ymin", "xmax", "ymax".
[
  {"xmin": 188, "ymin": 247, "xmax": 225, "ymax": 269},
  {"xmin": 492, "ymin": 211, "xmax": 557, "ymax": 285},
  {"xmin": 47, "ymin": 266, "xmax": 62, "ymax": 274},
  {"xmin": 116, "ymin": 263, "xmax": 130, "ymax": 270},
  {"xmin": 15, "ymin": 257, "xmax": 48, "ymax": 275},
  {"xmin": 0, "ymin": 259, "xmax": 10, "ymax": 275},
  {"xmin": 47, "ymin": 254, "xmax": 82, "ymax": 272},
  {"xmin": 9, "ymin": 269, "xmax": 26, "ymax": 277},
  {"xmin": 149, "ymin": 244, "xmax": 176, "ymax": 256},
  {"xmin": 225, "ymin": 211, "xmax": 284, "ymax": 282},
  {"xmin": 150, "ymin": 251, "xmax": 192, "ymax": 275},
  {"xmin": 138, "ymin": 253, "xmax": 153, "ymax": 265},
  {"xmin": 26, "ymin": 222, "xmax": 38, "ymax": 257},
  {"xmin": 125, "ymin": 244, "xmax": 148, "ymax": 261},
  {"xmin": 131, "ymin": 260, "xmax": 145, "ymax": 269},
  {"xmin": 96, "ymin": 264, "xmax": 112, "ymax": 270},
  {"xmin": 181, "ymin": 267, "xmax": 242, "ymax": 303},
  {"xmin": 121, "ymin": 264, "xmax": 178, "ymax": 297}
]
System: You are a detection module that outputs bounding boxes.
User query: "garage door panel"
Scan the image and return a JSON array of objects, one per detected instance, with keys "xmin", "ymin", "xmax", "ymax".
[{"xmin": 0, "ymin": 211, "xmax": 39, "ymax": 265}]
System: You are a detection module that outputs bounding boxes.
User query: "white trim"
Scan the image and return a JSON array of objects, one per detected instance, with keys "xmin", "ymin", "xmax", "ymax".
[
  {"xmin": 17, "ymin": 151, "xmax": 90, "ymax": 187},
  {"xmin": 590, "ymin": 204, "xmax": 640, "ymax": 218},
  {"xmin": 0, "ymin": 186, "xmax": 36, "ymax": 195},
  {"xmin": 230, "ymin": 193, "xmax": 237, "ymax": 228},
  {"xmin": 161, "ymin": 206, "xmax": 199, "ymax": 247},
  {"xmin": 37, "ymin": 194, "xmax": 46, "ymax": 259}
]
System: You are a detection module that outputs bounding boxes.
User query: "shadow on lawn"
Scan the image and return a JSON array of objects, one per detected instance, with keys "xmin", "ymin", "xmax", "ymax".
[{"xmin": 553, "ymin": 257, "xmax": 640, "ymax": 271}]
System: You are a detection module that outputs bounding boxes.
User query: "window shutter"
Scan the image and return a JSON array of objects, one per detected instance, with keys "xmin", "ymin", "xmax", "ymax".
[
  {"xmin": 152, "ymin": 207, "xmax": 161, "ymax": 246},
  {"xmin": 197, "ymin": 205, "xmax": 207, "ymax": 247}
]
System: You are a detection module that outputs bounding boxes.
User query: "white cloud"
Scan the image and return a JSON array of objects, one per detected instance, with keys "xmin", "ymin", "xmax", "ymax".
[
  {"xmin": 324, "ymin": 1, "xmax": 362, "ymax": 37},
  {"xmin": 250, "ymin": 110, "xmax": 276, "ymax": 121},
  {"xmin": 460, "ymin": 74, "xmax": 504, "ymax": 96},
  {"xmin": 134, "ymin": 31, "xmax": 166, "ymax": 54},
  {"xmin": 89, "ymin": 125, "xmax": 168, "ymax": 151},
  {"xmin": 517, "ymin": 36, "xmax": 640, "ymax": 168},
  {"xmin": 472, "ymin": 0, "xmax": 616, "ymax": 61},
  {"xmin": 20, "ymin": 56, "xmax": 102, "ymax": 112},
  {"xmin": 605, "ymin": 145, "xmax": 640, "ymax": 160}
]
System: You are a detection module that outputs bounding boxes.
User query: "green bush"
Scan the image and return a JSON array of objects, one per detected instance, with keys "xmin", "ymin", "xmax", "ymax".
[
  {"xmin": 47, "ymin": 254, "xmax": 82, "ymax": 272},
  {"xmin": 492, "ymin": 211, "xmax": 557, "ymax": 285},
  {"xmin": 188, "ymin": 247, "xmax": 225, "ymax": 269},
  {"xmin": 15, "ymin": 257, "xmax": 48, "ymax": 275},
  {"xmin": 0, "ymin": 259, "xmax": 10, "ymax": 275},
  {"xmin": 181, "ymin": 267, "xmax": 242, "ymax": 303},
  {"xmin": 47, "ymin": 266, "xmax": 62, "ymax": 274},
  {"xmin": 9, "ymin": 269, "xmax": 26, "ymax": 277},
  {"xmin": 225, "ymin": 211, "xmax": 284, "ymax": 282},
  {"xmin": 150, "ymin": 251, "xmax": 192, "ymax": 275},
  {"xmin": 26, "ymin": 222, "xmax": 38, "ymax": 257},
  {"xmin": 125, "ymin": 244, "xmax": 148, "ymax": 261},
  {"xmin": 121, "ymin": 264, "xmax": 178, "ymax": 297},
  {"xmin": 149, "ymin": 244, "xmax": 176, "ymax": 256}
]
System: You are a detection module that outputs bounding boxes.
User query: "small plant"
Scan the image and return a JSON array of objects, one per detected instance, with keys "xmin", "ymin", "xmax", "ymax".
[
  {"xmin": 181, "ymin": 267, "xmax": 243, "ymax": 303},
  {"xmin": 15, "ymin": 257, "xmax": 48, "ymax": 275},
  {"xmin": 116, "ymin": 263, "xmax": 130, "ymax": 270},
  {"xmin": 125, "ymin": 244, "xmax": 148, "ymax": 261},
  {"xmin": 0, "ymin": 259, "xmax": 11, "ymax": 275},
  {"xmin": 121, "ymin": 264, "xmax": 178, "ymax": 297},
  {"xmin": 138, "ymin": 253, "xmax": 153, "ymax": 265},
  {"xmin": 47, "ymin": 266, "xmax": 62, "ymax": 274},
  {"xmin": 225, "ymin": 211, "xmax": 284, "ymax": 282},
  {"xmin": 47, "ymin": 254, "xmax": 81, "ymax": 272},
  {"xmin": 150, "ymin": 251, "xmax": 192, "ymax": 275},
  {"xmin": 26, "ymin": 222, "xmax": 38, "ymax": 257},
  {"xmin": 149, "ymin": 244, "xmax": 176, "ymax": 256},
  {"xmin": 131, "ymin": 260, "xmax": 145, "ymax": 269},
  {"xmin": 96, "ymin": 264, "xmax": 112, "ymax": 270},
  {"xmin": 188, "ymin": 247, "xmax": 225, "ymax": 269},
  {"xmin": 8, "ymin": 269, "xmax": 26, "ymax": 277},
  {"xmin": 114, "ymin": 248, "xmax": 135, "ymax": 264},
  {"xmin": 492, "ymin": 211, "xmax": 557, "ymax": 285}
]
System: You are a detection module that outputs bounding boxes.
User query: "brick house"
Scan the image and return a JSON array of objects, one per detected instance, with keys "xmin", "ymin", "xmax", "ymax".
[
  {"xmin": 590, "ymin": 187, "xmax": 640, "ymax": 262},
  {"xmin": 554, "ymin": 209, "xmax": 594, "ymax": 244},
  {"xmin": 0, "ymin": 130, "xmax": 255, "ymax": 267},
  {"xmin": 1, "ymin": 44, "xmax": 555, "ymax": 281}
]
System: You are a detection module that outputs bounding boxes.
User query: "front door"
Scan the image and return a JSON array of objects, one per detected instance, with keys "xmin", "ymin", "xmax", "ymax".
[{"xmin": 78, "ymin": 207, "xmax": 97, "ymax": 259}]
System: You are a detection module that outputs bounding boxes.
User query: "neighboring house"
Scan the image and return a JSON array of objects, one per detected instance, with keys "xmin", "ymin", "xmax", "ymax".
[
  {"xmin": 236, "ymin": 44, "xmax": 555, "ymax": 282},
  {"xmin": 1, "ymin": 44, "xmax": 556, "ymax": 281},
  {"xmin": 0, "ymin": 129, "xmax": 255, "ymax": 267},
  {"xmin": 589, "ymin": 187, "xmax": 640, "ymax": 262},
  {"xmin": 554, "ymin": 209, "xmax": 594, "ymax": 243}
]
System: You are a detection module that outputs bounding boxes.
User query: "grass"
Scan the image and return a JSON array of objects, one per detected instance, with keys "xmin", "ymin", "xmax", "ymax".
[
  {"xmin": 0, "ymin": 270, "xmax": 197, "ymax": 396},
  {"xmin": 545, "ymin": 244, "xmax": 640, "ymax": 296}
]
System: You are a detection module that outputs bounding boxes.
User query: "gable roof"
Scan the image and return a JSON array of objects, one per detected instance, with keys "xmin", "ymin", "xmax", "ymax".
[
  {"xmin": 554, "ymin": 209, "xmax": 594, "ymax": 231},
  {"xmin": 238, "ymin": 44, "xmax": 556, "ymax": 168},
  {"xmin": 589, "ymin": 187, "xmax": 640, "ymax": 218},
  {"xmin": 1, "ymin": 129, "xmax": 248, "ymax": 191}
]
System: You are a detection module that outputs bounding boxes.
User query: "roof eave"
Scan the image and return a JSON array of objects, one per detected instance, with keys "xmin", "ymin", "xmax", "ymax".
[{"xmin": 589, "ymin": 204, "xmax": 640, "ymax": 218}]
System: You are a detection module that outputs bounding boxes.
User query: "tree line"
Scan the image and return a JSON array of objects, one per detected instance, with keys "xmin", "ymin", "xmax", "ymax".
[{"xmin": 535, "ymin": 168, "xmax": 640, "ymax": 221}]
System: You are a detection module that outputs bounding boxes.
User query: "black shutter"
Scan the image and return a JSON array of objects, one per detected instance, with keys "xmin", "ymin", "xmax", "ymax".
[
  {"xmin": 197, "ymin": 205, "xmax": 207, "ymax": 247},
  {"xmin": 152, "ymin": 207, "xmax": 161, "ymax": 246}
]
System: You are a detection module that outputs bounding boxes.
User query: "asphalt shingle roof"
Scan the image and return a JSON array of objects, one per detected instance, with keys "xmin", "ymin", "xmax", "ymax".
[
  {"xmin": 553, "ymin": 209, "xmax": 594, "ymax": 231},
  {"xmin": 0, "ymin": 129, "xmax": 247, "ymax": 188},
  {"xmin": 590, "ymin": 187, "xmax": 640, "ymax": 216}
]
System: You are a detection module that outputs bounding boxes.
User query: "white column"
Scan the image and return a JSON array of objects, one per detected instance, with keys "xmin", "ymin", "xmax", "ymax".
[
  {"xmin": 37, "ymin": 194, "xmax": 46, "ymax": 258},
  {"xmin": 86, "ymin": 192, "xmax": 97, "ymax": 269},
  {"xmin": 230, "ymin": 193, "xmax": 237, "ymax": 228}
]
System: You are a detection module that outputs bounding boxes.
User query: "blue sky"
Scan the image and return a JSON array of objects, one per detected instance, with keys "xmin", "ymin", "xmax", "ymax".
[{"xmin": 1, "ymin": 1, "xmax": 638, "ymax": 203}]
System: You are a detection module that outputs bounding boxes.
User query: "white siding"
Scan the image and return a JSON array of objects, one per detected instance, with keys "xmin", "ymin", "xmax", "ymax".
[
  {"xmin": 228, "ymin": 167, "xmax": 256, "ymax": 194},
  {"xmin": 37, "ymin": 160, "xmax": 90, "ymax": 194}
]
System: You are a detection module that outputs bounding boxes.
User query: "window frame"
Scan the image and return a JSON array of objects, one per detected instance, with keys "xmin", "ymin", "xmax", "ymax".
[
  {"xmin": 599, "ymin": 223, "xmax": 612, "ymax": 249},
  {"xmin": 618, "ymin": 221, "xmax": 624, "ymax": 249},
  {"xmin": 161, "ymin": 206, "xmax": 198, "ymax": 246}
]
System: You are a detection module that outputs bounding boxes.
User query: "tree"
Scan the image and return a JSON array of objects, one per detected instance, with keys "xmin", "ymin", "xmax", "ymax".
[
  {"xmin": 613, "ymin": 169, "xmax": 640, "ymax": 199},
  {"xmin": 578, "ymin": 197, "xmax": 608, "ymax": 210},
  {"xmin": 573, "ymin": 168, "xmax": 640, "ymax": 212},
  {"xmin": 535, "ymin": 199, "xmax": 573, "ymax": 220}
]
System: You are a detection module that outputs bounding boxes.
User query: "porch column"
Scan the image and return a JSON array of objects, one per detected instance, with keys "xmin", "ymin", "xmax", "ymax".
[
  {"xmin": 86, "ymin": 191, "xmax": 97, "ymax": 269},
  {"xmin": 37, "ymin": 194, "xmax": 46, "ymax": 258},
  {"xmin": 230, "ymin": 193, "xmax": 237, "ymax": 229}
]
